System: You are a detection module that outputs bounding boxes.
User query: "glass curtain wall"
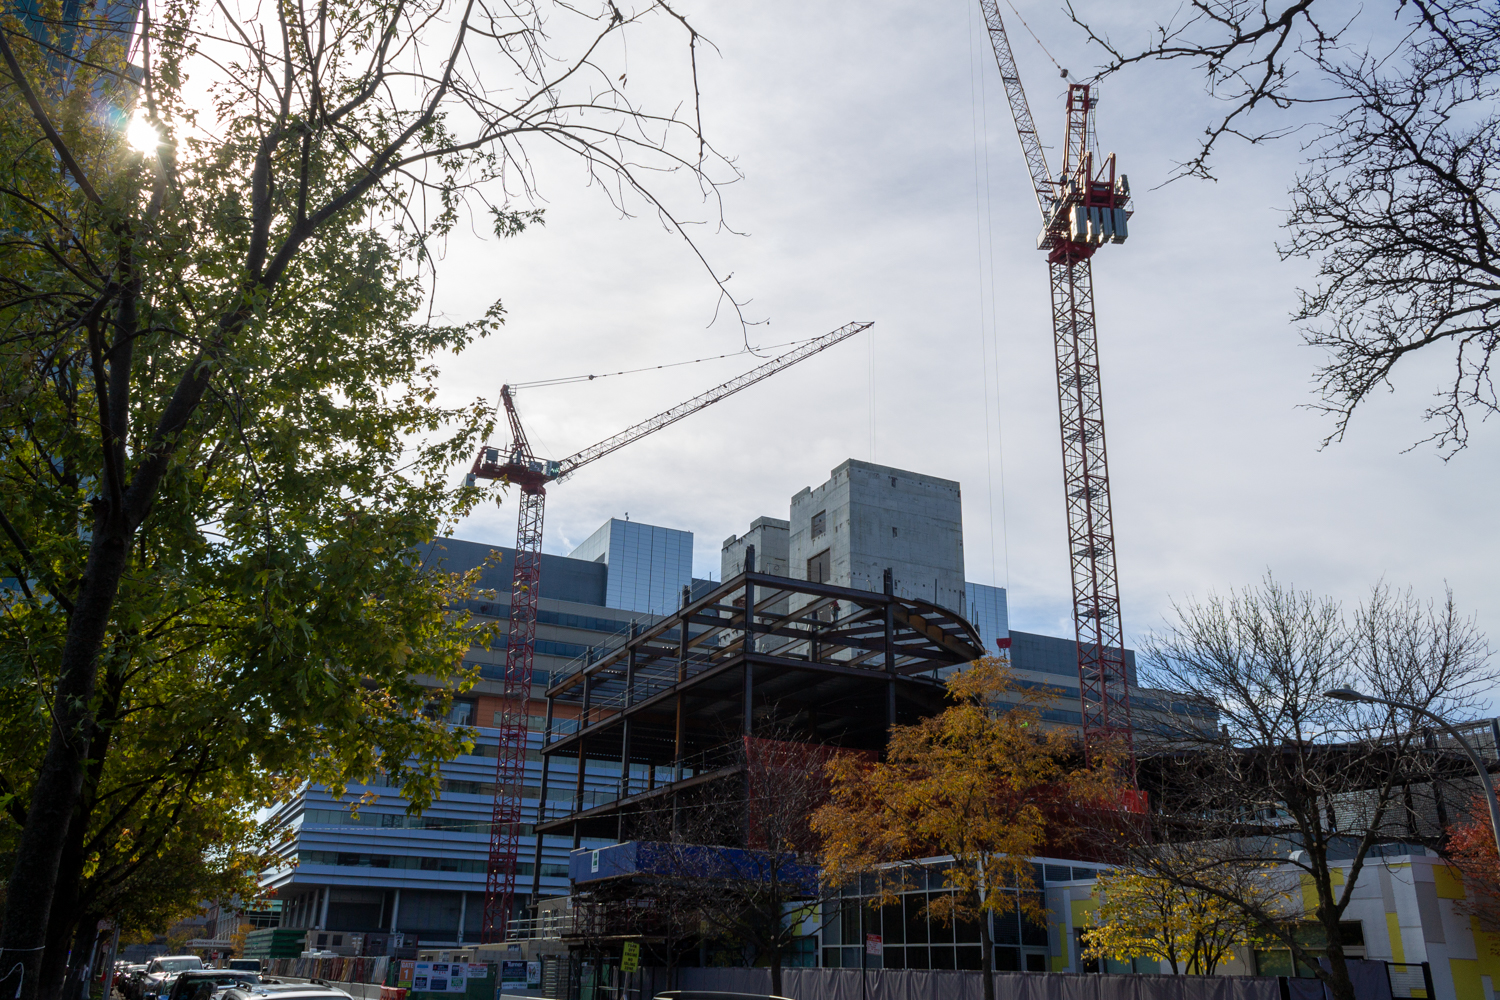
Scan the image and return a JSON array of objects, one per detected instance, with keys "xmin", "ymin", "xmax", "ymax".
[{"xmin": 819, "ymin": 862, "xmax": 1061, "ymax": 974}]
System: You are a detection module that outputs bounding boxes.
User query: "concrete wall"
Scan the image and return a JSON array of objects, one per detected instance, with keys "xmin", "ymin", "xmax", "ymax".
[
  {"xmin": 721, "ymin": 516, "xmax": 790, "ymax": 579},
  {"xmin": 789, "ymin": 459, "xmax": 965, "ymax": 614}
]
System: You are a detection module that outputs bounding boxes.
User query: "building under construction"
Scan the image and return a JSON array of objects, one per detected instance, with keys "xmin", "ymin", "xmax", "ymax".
[
  {"xmin": 530, "ymin": 549, "xmax": 985, "ymax": 850},
  {"xmin": 256, "ymin": 458, "xmax": 1193, "ymax": 956}
]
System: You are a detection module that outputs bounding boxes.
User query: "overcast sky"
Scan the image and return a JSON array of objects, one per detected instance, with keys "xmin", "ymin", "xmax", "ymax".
[{"xmin": 423, "ymin": 0, "xmax": 1500, "ymax": 694}]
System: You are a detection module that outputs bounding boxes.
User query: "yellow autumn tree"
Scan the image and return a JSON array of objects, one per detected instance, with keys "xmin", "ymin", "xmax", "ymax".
[
  {"xmin": 811, "ymin": 657, "xmax": 1123, "ymax": 1000},
  {"xmin": 1085, "ymin": 864, "xmax": 1285, "ymax": 975}
]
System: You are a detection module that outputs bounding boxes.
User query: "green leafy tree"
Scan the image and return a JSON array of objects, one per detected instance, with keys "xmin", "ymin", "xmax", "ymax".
[{"xmin": 0, "ymin": 0, "xmax": 735, "ymax": 994}]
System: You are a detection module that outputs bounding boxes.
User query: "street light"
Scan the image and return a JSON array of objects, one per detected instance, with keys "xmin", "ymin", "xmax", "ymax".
[{"xmin": 1324, "ymin": 686, "xmax": 1500, "ymax": 859}]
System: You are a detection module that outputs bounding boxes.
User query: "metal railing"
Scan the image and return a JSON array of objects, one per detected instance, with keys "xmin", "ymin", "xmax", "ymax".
[{"xmin": 504, "ymin": 902, "xmax": 573, "ymax": 941}]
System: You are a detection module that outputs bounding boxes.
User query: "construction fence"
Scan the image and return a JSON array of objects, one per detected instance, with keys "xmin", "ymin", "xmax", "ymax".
[
  {"xmin": 671, "ymin": 967, "xmax": 1280, "ymax": 1000},
  {"xmin": 666, "ymin": 964, "xmax": 1422, "ymax": 1000},
  {"xmin": 263, "ymin": 956, "xmax": 391, "ymax": 985}
]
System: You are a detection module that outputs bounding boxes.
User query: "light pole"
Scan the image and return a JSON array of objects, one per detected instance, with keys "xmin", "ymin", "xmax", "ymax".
[{"xmin": 1324, "ymin": 687, "xmax": 1500, "ymax": 859}]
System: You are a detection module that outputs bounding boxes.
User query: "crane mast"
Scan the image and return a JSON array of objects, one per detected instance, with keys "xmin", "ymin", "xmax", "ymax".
[
  {"xmin": 466, "ymin": 320, "xmax": 872, "ymax": 942},
  {"xmin": 979, "ymin": 4, "xmax": 1135, "ymax": 766}
]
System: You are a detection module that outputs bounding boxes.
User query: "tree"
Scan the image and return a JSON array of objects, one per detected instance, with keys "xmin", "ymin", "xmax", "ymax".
[
  {"xmin": 1084, "ymin": 863, "xmax": 1283, "ymax": 976},
  {"xmin": 1066, "ymin": 1, "xmax": 1500, "ymax": 452},
  {"xmin": 0, "ymin": 0, "xmax": 736, "ymax": 993},
  {"xmin": 1446, "ymin": 794, "xmax": 1500, "ymax": 934},
  {"xmin": 1120, "ymin": 577, "xmax": 1494, "ymax": 1000},
  {"xmin": 813, "ymin": 658, "xmax": 1120, "ymax": 1000}
]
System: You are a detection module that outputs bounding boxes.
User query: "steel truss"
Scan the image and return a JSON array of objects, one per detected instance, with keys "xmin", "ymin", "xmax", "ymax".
[
  {"xmin": 1050, "ymin": 256, "xmax": 1132, "ymax": 759},
  {"xmin": 480, "ymin": 484, "xmax": 547, "ymax": 941}
]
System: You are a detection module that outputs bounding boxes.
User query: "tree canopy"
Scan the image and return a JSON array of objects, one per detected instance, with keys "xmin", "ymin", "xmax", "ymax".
[
  {"xmin": 0, "ymin": 0, "xmax": 734, "ymax": 994},
  {"xmin": 1084, "ymin": 863, "xmax": 1283, "ymax": 976}
]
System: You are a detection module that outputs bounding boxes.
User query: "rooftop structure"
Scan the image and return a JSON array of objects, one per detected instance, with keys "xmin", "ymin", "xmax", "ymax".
[{"xmin": 788, "ymin": 459, "xmax": 966, "ymax": 614}]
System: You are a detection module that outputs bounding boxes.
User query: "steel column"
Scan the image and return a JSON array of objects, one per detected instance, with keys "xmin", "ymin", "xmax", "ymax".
[
  {"xmin": 529, "ymin": 695, "xmax": 556, "ymax": 900},
  {"xmin": 884, "ymin": 568, "xmax": 897, "ymax": 730}
]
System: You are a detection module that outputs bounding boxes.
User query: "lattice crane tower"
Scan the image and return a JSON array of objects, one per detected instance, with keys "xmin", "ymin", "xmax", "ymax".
[{"xmin": 978, "ymin": 1, "xmax": 1135, "ymax": 766}]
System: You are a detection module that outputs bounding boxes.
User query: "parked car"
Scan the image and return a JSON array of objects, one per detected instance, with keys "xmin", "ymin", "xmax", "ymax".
[
  {"xmin": 139, "ymin": 956, "xmax": 206, "ymax": 999},
  {"xmin": 225, "ymin": 961, "xmax": 261, "ymax": 974},
  {"xmin": 122, "ymin": 963, "xmax": 156, "ymax": 1000},
  {"xmin": 165, "ymin": 971, "xmax": 263, "ymax": 1000},
  {"xmin": 220, "ymin": 983, "xmax": 351, "ymax": 1000},
  {"xmin": 117, "ymin": 964, "xmax": 147, "ymax": 997}
]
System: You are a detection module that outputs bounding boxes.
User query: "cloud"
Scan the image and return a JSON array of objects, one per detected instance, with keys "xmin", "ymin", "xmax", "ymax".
[{"xmin": 431, "ymin": 0, "xmax": 1500, "ymax": 711}]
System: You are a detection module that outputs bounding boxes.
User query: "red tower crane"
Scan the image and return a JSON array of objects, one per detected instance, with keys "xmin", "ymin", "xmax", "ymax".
[
  {"xmin": 978, "ymin": 2, "xmax": 1135, "ymax": 766},
  {"xmin": 467, "ymin": 320, "xmax": 873, "ymax": 942}
]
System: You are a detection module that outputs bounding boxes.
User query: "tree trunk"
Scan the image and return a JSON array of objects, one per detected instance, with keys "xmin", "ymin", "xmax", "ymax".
[
  {"xmin": 0, "ymin": 521, "xmax": 131, "ymax": 1000},
  {"xmin": 768, "ymin": 943, "xmax": 781, "ymax": 999},
  {"xmin": 979, "ymin": 902, "xmax": 995, "ymax": 1000},
  {"xmin": 60, "ymin": 918, "xmax": 100, "ymax": 1000},
  {"xmin": 38, "ymin": 858, "xmax": 83, "ymax": 999},
  {"xmin": 35, "ymin": 644, "xmax": 121, "ymax": 1000},
  {"xmin": 1320, "ymin": 939, "xmax": 1356, "ymax": 1000}
]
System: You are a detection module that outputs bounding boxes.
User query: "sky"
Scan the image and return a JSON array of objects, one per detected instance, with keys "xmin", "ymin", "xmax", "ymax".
[{"xmin": 419, "ymin": 0, "xmax": 1500, "ymax": 693}]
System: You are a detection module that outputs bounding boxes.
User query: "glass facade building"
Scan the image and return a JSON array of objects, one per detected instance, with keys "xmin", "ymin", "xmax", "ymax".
[
  {"xmin": 965, "ymin": 582, "xmax": 1009, "ymax": 655},
  {"xmin": 568, "ymin": 518, "xmax": 694, "ymax": 616}
]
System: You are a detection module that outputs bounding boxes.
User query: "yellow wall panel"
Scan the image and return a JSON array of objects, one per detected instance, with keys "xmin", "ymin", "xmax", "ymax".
[
  {"xmin": 1451, "ymin": 958, "xmax": 1484, "ymax": 1000},
  {"xmin": 1437, "ymin": 865, "xmax": 1469, "ymax": 900},
  {"xmin": 1387, "ymin": 912, "xmax": 1406, "ymax": 964}
]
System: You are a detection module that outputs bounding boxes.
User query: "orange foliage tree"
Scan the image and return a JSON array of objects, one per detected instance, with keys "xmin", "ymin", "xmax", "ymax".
[
  {"xmin": 811, "ymin": 658, "xmax": 1123, "ymax": 1000},
  {"xmin": 1448, "ymin": 794, "xmax": 1500, "ymax": 934}
]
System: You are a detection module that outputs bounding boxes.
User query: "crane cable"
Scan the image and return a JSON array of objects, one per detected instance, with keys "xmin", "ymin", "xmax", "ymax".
[
  {"xmin": 507, "ymin": 336, "xmax": 826, "ymax": 389},
  {"xmin": 1000, "ymin": 0, "xmax": 1069, "ymax": 79}
]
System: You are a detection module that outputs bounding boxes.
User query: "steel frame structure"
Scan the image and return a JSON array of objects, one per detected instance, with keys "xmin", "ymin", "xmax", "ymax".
[
  {"xmin": 533, "ymin": 565, "xmax": 985, "ymax": 846},
  {"xmin": 466, "ymin": 322, "xmax": 872, "ymax": 942},
  {"xmin": 980, "ymin": 4, "xmax": 1135, "ymax": 764}
]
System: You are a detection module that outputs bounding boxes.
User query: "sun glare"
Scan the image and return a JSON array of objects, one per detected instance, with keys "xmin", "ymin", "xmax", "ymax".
[{"xmin": 125, "ymin": 115, "xmax": 161, "ymax": 153}]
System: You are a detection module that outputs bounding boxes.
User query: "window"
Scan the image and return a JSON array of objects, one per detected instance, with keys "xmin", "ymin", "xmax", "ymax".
[
  {"xmin": 1255, "ymin": 921, "xmax": 1364, "ymax": 977},
  {"xmin": 425, "ymin": 699, "xmax": 475, "ymax": 726},
  {"xmin": 808, "ymin": 550, "xmax": 831, "ymax": 585},
  {"xmin": 332, "ymin": 936, "xmax": 343, "ymax": 947},
  {"xmin": 1074, "ymin": 929, "xmax": 1097, "ymax": 973},
  {"xmin": 811, "ymin": 510, "xmax": 827, "ymax": 538},
  {"xmin": 786, "ymin": 937, "xmax": 817, "ymax": 968}
]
